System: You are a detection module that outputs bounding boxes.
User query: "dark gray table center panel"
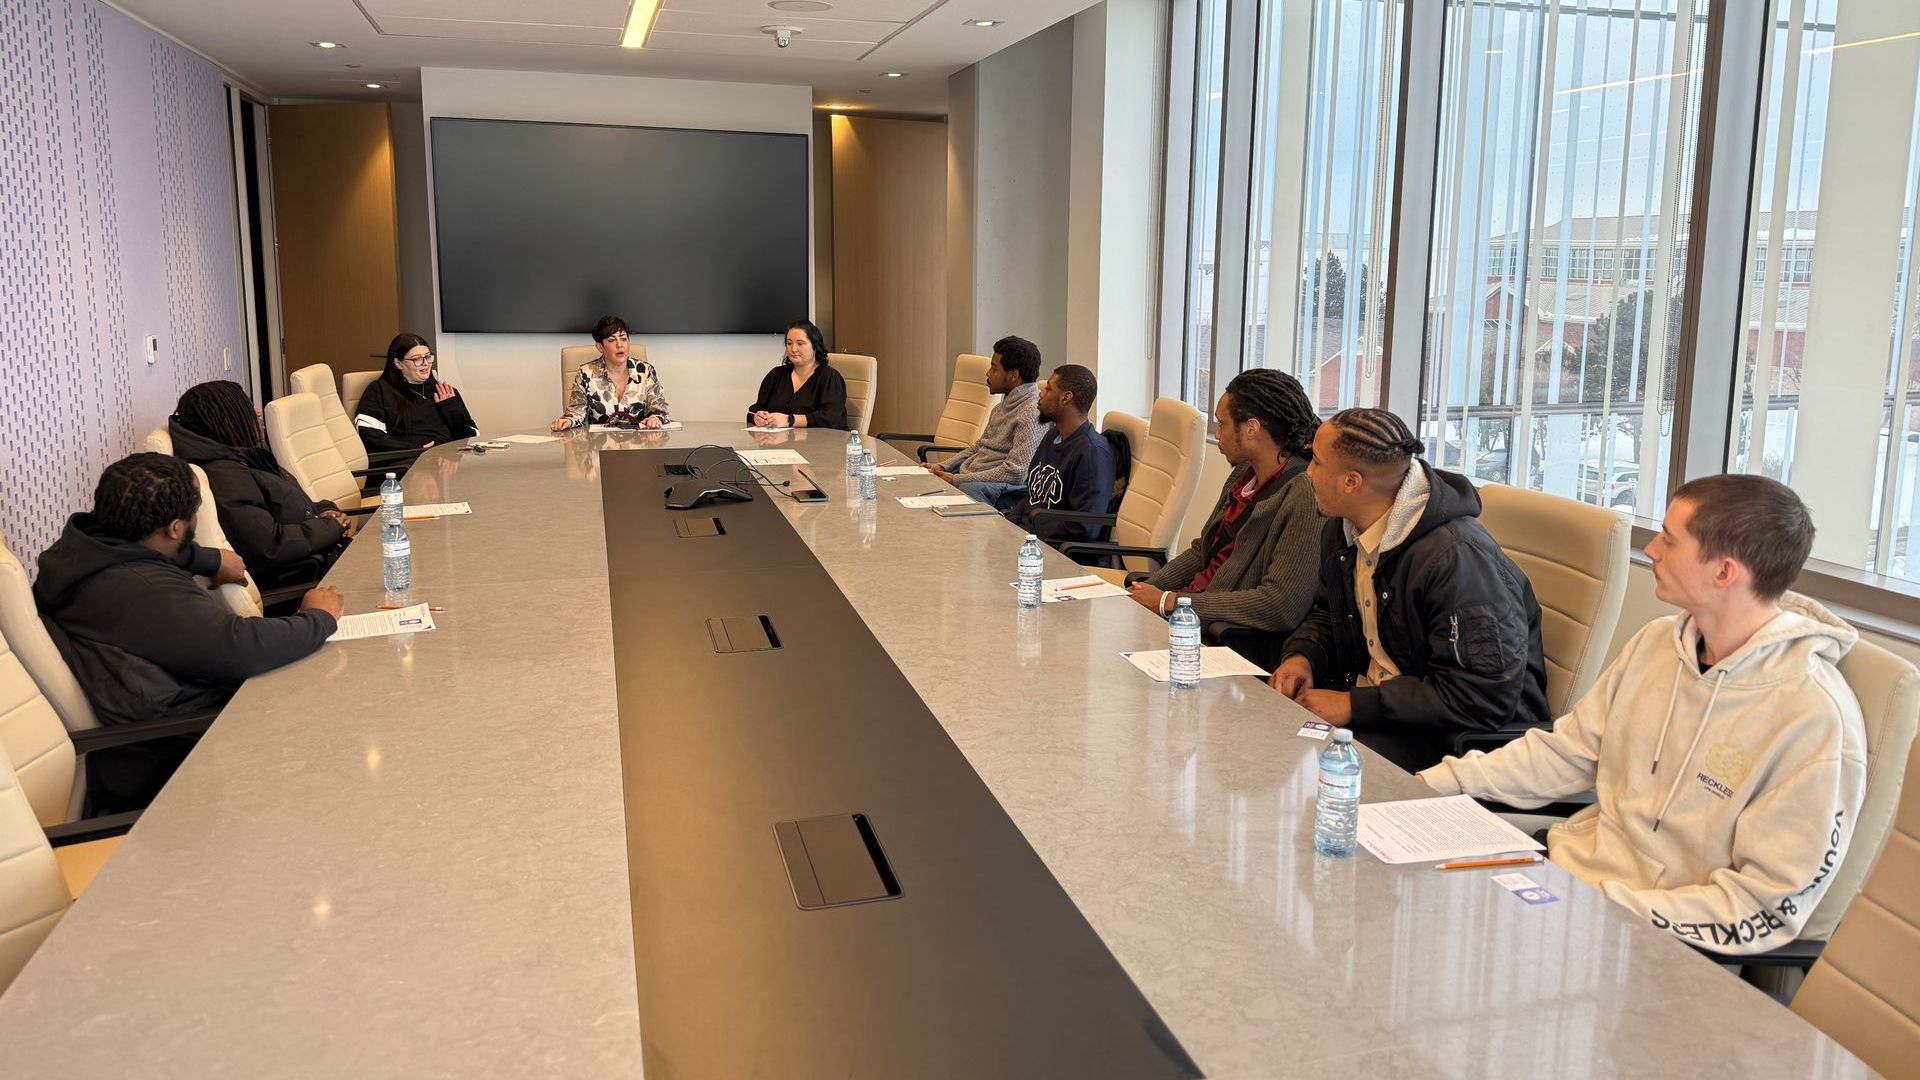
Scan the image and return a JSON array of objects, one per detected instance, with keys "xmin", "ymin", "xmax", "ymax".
[{"xmin": 602, "ymin": 449, "xmax": 1202, "ymax": 1080}]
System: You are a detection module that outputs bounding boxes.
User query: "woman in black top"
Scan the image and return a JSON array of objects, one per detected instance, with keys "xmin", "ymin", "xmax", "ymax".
[
  {"xmin": 746, "ymin": 320, "xmax": 849, "ymax": 430},
  {"xmin": 355, "ymin": 333, "xmax": 479, "ymax": 453},
  {"xmin": 169, "ymin": 380, "xmax": 356, "ymax": 583}
]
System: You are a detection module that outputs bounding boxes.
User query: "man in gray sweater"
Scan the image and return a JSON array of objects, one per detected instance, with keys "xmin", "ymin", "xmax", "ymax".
[
  {"xmin": 1128, "ymin": 370, "xmax": 1323, "ymax": 664},
  {"xmin": 927, "ymin": 336, "xmax": 1045, "ymax": 505}
]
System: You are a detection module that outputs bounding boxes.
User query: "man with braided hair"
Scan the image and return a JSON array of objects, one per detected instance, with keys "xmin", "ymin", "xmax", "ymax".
[
  {"xmin": 1126, "ymin": 370, "xmax": 1323, "ymax": 656},
  {"xmin": 1269, "ymin": 408, "xmax": 1549, "ymax": 772},
  {"xmin": 34, "ymin": 454, "xmax": 343, "ymax": 810},
  {"xmin": 171, "ymin": 380, "xmax": 356, "ymax": 583}
]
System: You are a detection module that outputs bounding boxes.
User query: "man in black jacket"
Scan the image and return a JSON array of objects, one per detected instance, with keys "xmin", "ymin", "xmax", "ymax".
[
  {"xmin": 1268, "ymin": 408, "xmax": 1548, "ymax": 772},
  {"xmin": 1005, "ymin": 364, "xmax": 1115, "ymax": 544},
  {"xmin": 36, "ymin": 453, "xmax": 344, "ymax": 809},
  {"xmin": 171, "ymin": 379, "xmax": 356, "ymax": 583}
]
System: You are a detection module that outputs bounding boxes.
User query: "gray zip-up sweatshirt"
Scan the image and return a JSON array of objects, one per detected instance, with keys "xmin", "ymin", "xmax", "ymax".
[{"xmin": 944, "ymin": 381, "xmax": 1044, "ymax": 488}]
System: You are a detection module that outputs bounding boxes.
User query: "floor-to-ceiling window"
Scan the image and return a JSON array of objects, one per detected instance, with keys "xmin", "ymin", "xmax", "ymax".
[
  {"xmin": 1418, "ymin": 0, "xmax": 1708, "ymax": 514},
  {"xmin": 1180, "ymin": 0, "xmax": 1232, "ymax": 405}
]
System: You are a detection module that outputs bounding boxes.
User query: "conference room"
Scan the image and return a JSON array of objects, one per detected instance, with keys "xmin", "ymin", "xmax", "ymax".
[{"xmin": 1, "ymin": 0, "xmax": 1917, "ymax": 1076}]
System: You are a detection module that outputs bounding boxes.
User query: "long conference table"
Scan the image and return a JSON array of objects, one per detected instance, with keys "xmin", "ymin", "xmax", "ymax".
[{"xmin": 0, "ymin": 423, "xmax": 1873, "ymax": 1077}]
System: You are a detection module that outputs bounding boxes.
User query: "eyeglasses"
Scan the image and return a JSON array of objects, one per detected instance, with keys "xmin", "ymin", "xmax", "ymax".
[{"xmin": 401, "ymin": 353, "xmax": 435, "ymax": 365}]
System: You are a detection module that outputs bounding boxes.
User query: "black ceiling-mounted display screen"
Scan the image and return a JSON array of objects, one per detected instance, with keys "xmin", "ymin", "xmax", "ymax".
[{"xmin": 429, "ymin": 117, "xmax": 809, "ymax": 335}]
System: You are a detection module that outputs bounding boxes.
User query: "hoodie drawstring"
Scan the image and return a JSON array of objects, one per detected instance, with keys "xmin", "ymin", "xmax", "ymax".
[
  {"xmin": 1648, "ymin": 674, "xmax": 1683, "ymax": 776},
  {"xmin": 1652, "ymin": 665, "xmax": 1726, "ymax": 833}
]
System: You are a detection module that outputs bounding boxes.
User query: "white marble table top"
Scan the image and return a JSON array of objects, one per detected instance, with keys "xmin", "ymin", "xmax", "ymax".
[{"xmin": 0, "ymin": 424, "xmax": 1871, "ymax": 1078}]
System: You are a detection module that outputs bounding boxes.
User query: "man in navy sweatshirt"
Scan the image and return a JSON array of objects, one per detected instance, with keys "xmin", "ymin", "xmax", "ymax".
[{"xmin": 1005, "ymin": 364, "xmax": 1115, "ymax": 545}]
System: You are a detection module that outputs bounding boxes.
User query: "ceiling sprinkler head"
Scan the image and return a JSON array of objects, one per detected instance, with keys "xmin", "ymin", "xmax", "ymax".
[{"xmin": 763, "ymin": 25, "xmax": 803, "ymax": 48}]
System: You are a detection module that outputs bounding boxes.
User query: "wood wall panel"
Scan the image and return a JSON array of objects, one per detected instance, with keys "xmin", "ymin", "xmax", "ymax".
[
  {"xmin": 831, "ymin": 115, "xmax": 948, "ymax": 435},
  {"xmin": 268, "ymin": 103, "xmax": 401, "ymax": 389}
]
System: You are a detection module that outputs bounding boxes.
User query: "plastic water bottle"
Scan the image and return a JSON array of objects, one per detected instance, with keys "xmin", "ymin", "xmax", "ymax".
[
  {"xmin": 846, "ymin": 429, "xmax": 863, "ymax": 463},
  {"xmin": 1017, "ymin": 534, "xmax": 1044, "ymax": 608},
  {"xmin": 379, "ymin": 472, "xmax": 403, "ymax": 528},
  {"xmin": 859, "ymin": 449, "xmax": 878, "ymax": 501},
  {"xmin": 381, "ymin": 519, "xmax": 412, "ymax": 602},
  {"xmin": 1315, "ymin": 730, "xmax": 1363, "ymax": 857},
  {"xmin": 1169, "ymin": 597, "xmax": 1202, "ymax": 688}
]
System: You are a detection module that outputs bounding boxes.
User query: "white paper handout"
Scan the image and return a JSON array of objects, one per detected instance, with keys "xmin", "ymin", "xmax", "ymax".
[
  {"xmin": 897, "ymin": 495, "xmax": 976, "ymax": 509},
  {"xmin": 1121, "ymin": 647, "xmax": 1269, "ymax": 682},
  {"xmin": 737, "ymin": 449, "xmax": 809, "ymax": 467},
  {"xmin": 327, "ymin": 603, "xmax": 437, "ymax": 643},
  {"xmin": 491, "ymin": 434, "xmax": 559, "ymax": 445},
  {"xmin": 1004, "ymin": 575, "xmax": 1129, "ymax": 602},
  {"xmin": 592, "ymin": 421, "xmax": 683, "ymax": 433},
  {"xmin": 403, "ymin": 502, "xmax": 472, "ymax": 521},
  {"xmin": 874, "ymin": 465, "xmax": 928, "ymax": 477},
  {"xmin": 1355, "ymin": 795, "xmax": 1546, "ymax": 865},
  {"xmin": 743, "ymin": 425, "xmax": 794, "ymax": 433}
]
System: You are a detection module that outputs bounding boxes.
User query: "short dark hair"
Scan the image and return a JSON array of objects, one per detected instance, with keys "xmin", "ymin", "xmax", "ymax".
[
  {"xmin": 1223, "ymin": 369, "xmax": 1319, "ymax": 459},
  {"xmin": 1671, "ymin": 474, "xmax": 1814, "ymax": 601},
  {"xmin": 93, "ymin": 453, "xmax": 199, "ymax": 541},
  {"xmin": 784, "ymin": 320, "xmax": 830, "ymax": 366},
  {"xmin": 1049, "ymin": 364, "xmax": 1098, "ymax": 416},
  {"xmin": 992, "ymin": 336, "xmax": 1041, "ymax": 384},
  {"xmin": 1325, "ymin": 407, "xmax": 1423, "ymax": 481},
  {"xmin": 592, "ymin": 315, "xmax": 629, "ymax": 343},
  {"xmin": 174, "ymin": 380, "xmax": 263, "ymax": 451}
]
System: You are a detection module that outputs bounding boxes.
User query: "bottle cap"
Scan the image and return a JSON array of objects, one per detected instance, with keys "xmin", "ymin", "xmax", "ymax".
[
  {"xmin": 1176, "ymin": 596, "xmax": 1192, "ymax": 607},
  {"xmin": 385, "ymin": 472, "xmax": 397, "ymax": 479},
  {"xmin": 1024, "ymin": 533, "xmax": 1036, "ymax": 541},
  {"xmin": 1333, "ymin": 729, "xmax": 1354, "ymax": 743}
]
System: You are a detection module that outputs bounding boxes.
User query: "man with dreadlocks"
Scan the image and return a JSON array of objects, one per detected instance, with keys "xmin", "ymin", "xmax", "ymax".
[
  {"xmin": 1269, "ymin": 408, "xmax": 1549, "ymax": 772},
  {"xmin": 34, "ymin": 454, "xmax": 343, "ymax": 810},
  {"xmin": 171, "ymin": 380, "xmax": 356, "ymax": 583},
  {"xmin": 1126, "ymin": 369, "xmax": 1323, "ymax": 657}
]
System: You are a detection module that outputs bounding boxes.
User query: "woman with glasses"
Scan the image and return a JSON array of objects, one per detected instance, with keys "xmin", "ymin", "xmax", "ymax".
[
  {"xmin": 551, "ymin": 314, "xmax": 672, "ymax": 432},
  {"xmin": 355, "ymin": 333, "xmax": 479, "ymax": 454}
]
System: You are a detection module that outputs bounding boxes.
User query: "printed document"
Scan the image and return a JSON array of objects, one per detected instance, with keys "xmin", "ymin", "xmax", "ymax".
[
  {"xmin": 328, "ymin": 603, "xmax": 437, "ymax": 643},
  {"xmin": 403, "ymin": 502, "xmax": 471, "ymax": 520},
  {"xmin": 1005, "ymin": 575, "xmax": 1129, "ymax": 602},
  {"xmin": 592, "ymin": 421, "xmax": 682, "ymax": 433},
  {"xmin": 738, "ymin": 449, "xmax": 809, "ymax": 467},
  {"xmin": 1356, "ymin": 795, "xmax": 1546, "ymax": 865},
  {"xmin": 897, "ymin": 494, "xmax": 976, "ymax": 509},
  {"xmin": 1122, "ymin": 647, "xmax": 1268, "ymax": 682},
  {"xmin": 874, "ymin": 465, "xmax": 929, "ymax": 477},
  {"xmin": 492, "ymin": 434, "xmax": 559, "ymax": 445}
]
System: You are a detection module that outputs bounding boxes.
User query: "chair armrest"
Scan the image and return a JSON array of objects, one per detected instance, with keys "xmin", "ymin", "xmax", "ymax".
[
  {"xmin": 874, "ymin": 431, "xmax": 935, "ymax": 444},
  {"xmin": 1690, "ymin": 937, "xmax": 1825, "ymax": 969},
  {"xmin": 44, "ymin": 810, "xmax": 141, "ymax": 847},
  {"xmin": 1123, "ymin": 570, "xmax": 1153, "ymax": 587},
  {"xmin": 916, "ymin": 444, "xmax": 968, "ymax": 463},
  {"xmin": 68, "ymin": 708, "xmax": 220, "ymax": 756},
  {"xmin": 1055, "ymin": 542, "xmax": 1171, "ymax": 569},
  {"xmin": 364, "ymin": 448, "xmax": 420, "ymax": 467},
  {"xmin": 1027, "ymin": 509, "xmax": 1119, "ymax": 531},
  {"xmin": 1471, "ymin": 795, "xmax": 1596, "ymax": 819},
  {"xmin": 342, "ymin": 506, "xmax": 378, "ymax": 518},
  {"xmin": 259, "ymin": 583, "xmax": 316, "ymax": 608},
  {"xmin": 1452, "ymin": 723, "xmax": 1545, "ymax": 756}
]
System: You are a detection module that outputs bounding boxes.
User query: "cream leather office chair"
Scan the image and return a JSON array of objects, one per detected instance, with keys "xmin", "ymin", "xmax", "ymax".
[
  {"xmin": 142, "ymin": 427, "xmax": 266, "ymax": 618},
  {"xmin": 1101, "ymin": 411, "xmax": 1149, "ymax": 475},
  {"xmin": 0, "ymin": 750, "xmax": 73, "ymax": 994},
  {"xmin": 876, "ymin": 354, "xmax": 994, "ymax": 462},
  {"xmin": 829, "ymin": 353, "xmax": 878, "ymax": 436},
  {"xmin": 1476, "ymin": 483, "xmax": 1631, "ymax": 717},
  {"xmin": 1801, "ymin": 641, "xmax": 1919, "ymax": 944},
  {"xmin": 0, "ymin": 529, "xmax": 99, "ymax": 752},
  {"xmin": 342, "ymin": 371, "xmax": 377, "ymax": 417},
  {"xmin": 1054, "ymin": 397, "xmax": 1207, "ymax": 577},
  {"xmin": 265, "ymin": 393, "xmax": 375, "ymax": 512},
  {"xmin": 291, "ymin": 364, "xmax": 415, "ymax": 482},
  {"xmin": 1792, "ymin": 720, "xmax": 1920, "ymax": 1077}
]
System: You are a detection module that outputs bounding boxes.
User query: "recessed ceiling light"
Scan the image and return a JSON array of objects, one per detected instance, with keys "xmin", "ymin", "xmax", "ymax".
[
  {"xmin": 769, "ymin": 0, "xmax": 833, "ymax": 10},
  {"xmin": 364, "ymin": 83, "xmax": 383, "ymax": 89},
  {"xmin": 621, "ymin": 0, "xmax": 665, "ymax": 48},
  {"xmin": 883, "ymin": 72, "xmax": 907, "ymax": 78},
  {"xmin": 963, "ymin": 19, "xmax": 1002, "ymax": 28},
  {"xmin": 310, "ymin": 41, "xmax": 344, "ymax": 49}
]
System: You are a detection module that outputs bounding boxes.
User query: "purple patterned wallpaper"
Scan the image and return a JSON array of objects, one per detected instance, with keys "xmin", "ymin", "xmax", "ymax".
[{"xmin": 0, "ymin": 0, "xmax": 241, "ymax": 571}]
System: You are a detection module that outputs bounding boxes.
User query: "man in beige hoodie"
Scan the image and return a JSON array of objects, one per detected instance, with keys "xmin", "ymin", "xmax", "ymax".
[{"xmin": 1421, "ymin": 474, "xmax": 1866, "ymax": 955}]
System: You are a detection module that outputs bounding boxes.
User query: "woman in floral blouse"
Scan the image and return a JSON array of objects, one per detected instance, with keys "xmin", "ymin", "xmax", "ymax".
[{"xmin": 551, "ymin": 314, "xmax": 672, "ymax": 431}]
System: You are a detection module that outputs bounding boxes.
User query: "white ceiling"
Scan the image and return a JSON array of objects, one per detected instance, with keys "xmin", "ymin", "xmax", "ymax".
[{"xmin": 110, "ymin": 0, "xmax": 1100, "ymax": 115}]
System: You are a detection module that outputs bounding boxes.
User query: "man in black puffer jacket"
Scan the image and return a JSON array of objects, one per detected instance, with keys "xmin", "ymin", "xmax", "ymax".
[
  {"xmin": 171, "ymin": 380, "xmax": 356, "ymax": 584},
  {"xmin": 35, "ymin": 454, "xmax": 343, "ymax": 810},
  {"xmin": 1270, "ymin": 408, "xmax": 1548, "ymax": 773}
]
